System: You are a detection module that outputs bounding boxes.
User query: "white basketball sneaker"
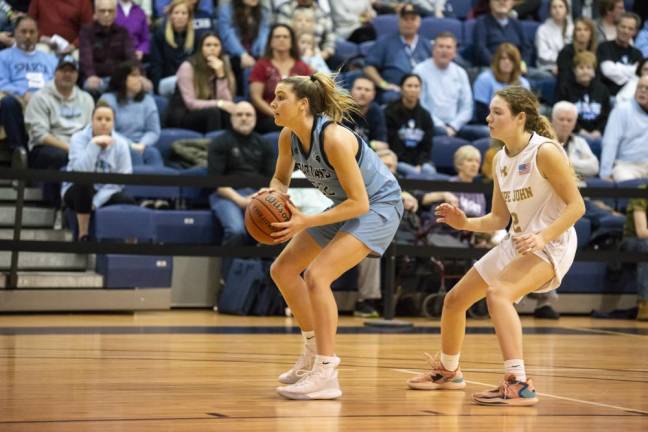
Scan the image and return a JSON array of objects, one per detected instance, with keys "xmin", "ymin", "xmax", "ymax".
[
  {"xmin": 278, "ymin": 349, "xmax": 316, "ymax": 384},
  {"xmin": 276, "ymin": 356, "xmax": 342, "ymax": 400}
]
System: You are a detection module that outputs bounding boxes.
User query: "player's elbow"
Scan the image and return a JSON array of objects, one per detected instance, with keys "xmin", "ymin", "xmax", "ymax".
[
  {"xmin": 358, "ymin": 199, "xmax": 370, "ymax": 215},
  {"xmin": 352, "ymin": 197, "xmax": 370, "ymax": 216},
  {"xmin": 573, "ymin": 196, "xmax": 586, "ymax": 219}
]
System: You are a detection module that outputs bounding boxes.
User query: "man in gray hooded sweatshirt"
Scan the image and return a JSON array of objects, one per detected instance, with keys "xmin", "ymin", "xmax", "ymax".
[{"xmin": 24, "ymin": 54, "xmax": 94, "ymax": 205}]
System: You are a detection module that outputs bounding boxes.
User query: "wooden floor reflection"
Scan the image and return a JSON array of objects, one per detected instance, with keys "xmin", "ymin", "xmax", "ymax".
[{"xmin": 0, "ymin": 312, "xmax": 646, "ymax": 431}]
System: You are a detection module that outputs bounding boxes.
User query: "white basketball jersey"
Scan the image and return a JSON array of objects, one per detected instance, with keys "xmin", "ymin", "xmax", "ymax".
[{"xmin": 495, "ymin": 133, "xmax": 569, "ymax": 236}]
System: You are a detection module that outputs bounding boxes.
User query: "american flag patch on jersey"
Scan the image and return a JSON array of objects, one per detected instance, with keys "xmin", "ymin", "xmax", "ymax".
[{"xmin": 518, "ymin": 163, "xmax": 530, "ymax": 175}]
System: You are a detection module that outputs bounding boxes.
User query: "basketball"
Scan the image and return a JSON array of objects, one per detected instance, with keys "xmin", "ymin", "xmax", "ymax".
[{"xmin": 245, "ymin": 191, "xmax": 292, "ymax": 245}]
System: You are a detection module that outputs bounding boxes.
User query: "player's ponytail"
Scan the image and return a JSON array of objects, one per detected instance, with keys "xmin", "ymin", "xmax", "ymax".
[
  {"xmin": 281, "ymin": 72, "xmax": 360, "ymax": 123},
  {"xmin": 495, "ymin": 86, "xmax": 557, "ymax": 141}
]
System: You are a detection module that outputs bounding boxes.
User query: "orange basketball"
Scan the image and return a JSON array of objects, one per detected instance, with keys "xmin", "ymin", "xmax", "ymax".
[{"xmin": 245, "ymin": 191, "xmax": 292, "ymax": 245}]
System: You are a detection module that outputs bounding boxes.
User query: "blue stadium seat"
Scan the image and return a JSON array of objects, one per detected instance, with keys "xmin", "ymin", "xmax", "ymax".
[
  {"xmin": 205, "ymin": 130, "xmax": 226, "ymax": 141},
  {"xmin": 615, "ymin": 178, "xmax": 647, "ymax": 213},
  {"xmin": 538, "ymin": 0, "xmax": 551, "ymax": 21},
  {"xmin": 153, "ymin": 209, "xmax": 220, "ymax": 244},
  {"xmin": 448, "ymin": 0, "xmax": 474, "ymax": 19},
  {"xmin": 95, "ymin": 205, "xmax": 156, "ymax": 241},
  {"xmin": 521, "ymin": 20, "xmax": 540, "ymax": 66},
  {"xmin": 420, "ymin": 17, "xmax": 462, "ymax": 42},
  {"xmin": 359, "ymin": 40, "xmax": 375, "ymax": 56},
  {"xmin": 461, "ymin": 19, "xmax": 476, "ymax": 61},
  {"xmin": 153, "ymin": 95, "xmax": 169, "ymax": 125},
  {"xmin": 560, "ymin": 262, "xmax": 610, "ymax": 293},
  {"xmin": 179, "ymin": 166, "xmax": 210, "ymax": 205},
  {"xmin": 404, "ymin": 171, "xmax": 451, "ymax": 180},
  {"xmin": 372, "ymin": 14, "xmax": 399, "ymax": 36},
  {"xmin": 333, "ymin": 40, "xmax": 359, "ymax": 65},
  {"xmin": 96, "ymin": 254, "xmax": 173, "ymax": 288},
  {"xmin": 574, "ymin": 217, "xmax": 591, "ymax": 248},
  {"xmin": 155, "ymin": 128, "xmax": 203, "ymax": 161},
  {"xmin": 124, "ymin": 165, "xmax": 180, "ymax": 200},
  {"xmin": 471, "ymin": 137, "xmax": 491, "ymax": 159},
  {"xmin": 263, "ymin": 131, "xmax": 281, "ymax": 156},
  {"xmin": 430, "ymin": 136, "xmax": 471, "ymax": 175},
  {"xmin": 585, "ymin": 177, "xmax": 616, "ymax": 209}
]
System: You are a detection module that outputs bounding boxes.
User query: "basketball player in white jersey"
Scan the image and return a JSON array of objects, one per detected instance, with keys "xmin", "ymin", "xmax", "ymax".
[{"xmin": 406, "ymin": 86, "xmax": 585, "ymax": 406}]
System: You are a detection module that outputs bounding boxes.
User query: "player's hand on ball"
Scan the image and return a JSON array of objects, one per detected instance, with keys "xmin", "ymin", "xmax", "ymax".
[
  {"xmin": 435, "ymin": 203, "xmax": 467, "ymax": 230},
  {"xmin": 271, "ymin": 201, "xmax": 307, "ymax": 243},
  {"xmin": 252, "ymin": 188, "xmax": 292, "ymax": 203},
  {"xmin": 512, "ymin": 233, "xmax": 546, "ymax": 255}
]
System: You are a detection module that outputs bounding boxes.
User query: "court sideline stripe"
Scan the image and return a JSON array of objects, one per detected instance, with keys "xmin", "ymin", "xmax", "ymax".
[{"xmin": 563, "ymin": 326, "xmax": 648, "ymax": 338}]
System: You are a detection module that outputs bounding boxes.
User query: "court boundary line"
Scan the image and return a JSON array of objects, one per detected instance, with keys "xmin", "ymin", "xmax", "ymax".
[
  {"xmin": 563, "ymin": 326, "xmax": 647, "ymax": 338},
  {"xmin": 392, "ymin": 369, "xmax": 648, "ymax": 416}
]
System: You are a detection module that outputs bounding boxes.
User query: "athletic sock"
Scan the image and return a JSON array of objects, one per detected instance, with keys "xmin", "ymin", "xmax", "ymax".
[
  {"xmin": 504, "ymin": 359, "xmax": 527, "ymax": 382},
  {"xmin": 440, "ymin": 352, "xmax": 460, "ymax": 372},
  {"xmin": 302, "ymin": 330, "xmax": 316, "ymax": 353}
]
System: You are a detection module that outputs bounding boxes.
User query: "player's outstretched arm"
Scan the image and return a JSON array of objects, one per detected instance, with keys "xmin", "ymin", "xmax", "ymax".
[{"xmin": 438, "ymin": 152, "xmax": 510, "ymax": 233}]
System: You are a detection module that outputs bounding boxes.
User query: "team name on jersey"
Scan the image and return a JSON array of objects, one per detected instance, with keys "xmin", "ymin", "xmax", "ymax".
[
  {"xmin": 294, "ymin": 162, "xmax": 333, "ymax": 180},
  {"xmin": 502, "ymin": 186, "xmax": 534, "ymax": 203}
]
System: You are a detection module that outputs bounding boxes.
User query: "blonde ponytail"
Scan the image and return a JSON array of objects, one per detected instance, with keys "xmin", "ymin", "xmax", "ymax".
[{"xmin": 281, "ymin": 72, "xmax": 360, "ymax": 123}]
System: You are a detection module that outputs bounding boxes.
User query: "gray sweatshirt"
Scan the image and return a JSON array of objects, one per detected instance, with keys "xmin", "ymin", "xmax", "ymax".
[{"xmin": 24, "ymin": 81, "xmax": 95, "ymax": 151}]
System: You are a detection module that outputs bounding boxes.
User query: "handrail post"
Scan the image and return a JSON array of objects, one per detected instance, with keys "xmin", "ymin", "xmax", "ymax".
[
  {"xmin": 8, "ymin": 148, "xmax": 27, "ymax": 289},
  {"xmin": 364, "ymin": 242, "xmax": 413, "ymax": 329}
]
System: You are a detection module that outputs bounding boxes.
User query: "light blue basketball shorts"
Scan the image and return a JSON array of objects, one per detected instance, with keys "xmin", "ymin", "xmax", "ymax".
[{"xmin": 306, "ymin": 200, "xmax": 404, "ymax": 256}]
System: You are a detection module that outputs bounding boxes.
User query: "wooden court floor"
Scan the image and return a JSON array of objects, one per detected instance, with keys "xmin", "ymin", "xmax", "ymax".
[{"xmin": 0, "ymin": 312, "xmax": 646, "ymax": 431}]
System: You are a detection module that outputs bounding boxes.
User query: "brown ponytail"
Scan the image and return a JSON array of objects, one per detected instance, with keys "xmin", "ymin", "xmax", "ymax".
[
  {"xmin": 280, "ymin": 72, "xmax": 360, "ymax": 123},
  {"xmin": 495, "ymin": 86, "xmax": 557, "ymax": 141}
]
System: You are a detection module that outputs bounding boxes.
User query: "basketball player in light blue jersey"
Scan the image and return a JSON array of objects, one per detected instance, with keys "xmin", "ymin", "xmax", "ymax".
[{"xmin": 257, "ymin": 72, "xmax": 403, "ymax": 400}]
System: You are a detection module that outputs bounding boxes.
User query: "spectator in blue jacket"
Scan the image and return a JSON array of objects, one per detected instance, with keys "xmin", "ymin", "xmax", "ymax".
[
  {"xmin": 62, "ymin": 101, "xmax": 134, "ymax": 241},
  {"xmin": 101, "ymin": 60, "xmax": 162, "ymax": 167},
  {"xmin": 473, "ymin": 0, "xmax": 532, "ymax": 67},
  {"xmin": 0, "ymin": 15, "xmax": 57, "ymax": 150},
  {"xmin": 363, "ymin": 3, "xmax": 432, "ymax": 103},
  {"xmin": 218, "ymin": 0, "xmax": 269, "ymax": 95}
]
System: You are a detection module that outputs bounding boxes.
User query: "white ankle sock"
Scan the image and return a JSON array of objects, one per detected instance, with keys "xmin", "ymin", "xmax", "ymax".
[
  {"xmin": 302, "ymin": 330, "xmax": 316, "ymax": 354},
  {"xmin": 315, "ymin": 354, "xmax": 339, "ymax": 367},
  {"xmin": 440, "ymin": 352, "xmax": 460, "ymax": 371},
  {"xmin": 504, "ymin": 359, "xmax": 526, "ymax": 382}
]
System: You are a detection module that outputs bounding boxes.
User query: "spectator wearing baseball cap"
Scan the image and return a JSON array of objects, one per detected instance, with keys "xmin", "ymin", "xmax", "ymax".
[
  {"xmin": 363, "ymin": 2, "xmax": 432, "ymax": 103},
  {"xmin": 24, "ymin": 53, "xmax": 94, "ymax": 206}
]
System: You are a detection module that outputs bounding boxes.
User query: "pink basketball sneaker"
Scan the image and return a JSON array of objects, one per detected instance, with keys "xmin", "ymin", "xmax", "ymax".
[
  {"xmin": 472, "ymin": 374, "xmax": 539, "ymax": 406},
  {"xmin": 407, "ymin": 353, "xmax": 466, "ymax": 390}
]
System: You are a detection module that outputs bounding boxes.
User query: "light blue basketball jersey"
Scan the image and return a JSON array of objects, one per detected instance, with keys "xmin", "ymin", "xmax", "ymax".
[{"xmin": 290, "ymin": 115, "xmax": 402, "ymax": 208}]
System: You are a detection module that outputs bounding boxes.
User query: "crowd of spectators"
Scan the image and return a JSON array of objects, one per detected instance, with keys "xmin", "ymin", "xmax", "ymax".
[{"xmin": 0, "ymin": 0, "xmax": 646, "ymax": 319}]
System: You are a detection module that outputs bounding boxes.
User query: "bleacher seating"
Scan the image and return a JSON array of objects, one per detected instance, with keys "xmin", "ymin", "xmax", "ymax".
[
  {"xmin": 372, "ymin": 14, "xmax": 399, "ymax": 36},
  {"xmin": 471, "ymin": 137, "xmax": 491, "ymax": 159},
  {"xmin": 420, "ymin": 17, "xmax": 463, "ymax": 42},
  {"xmin": 155, "ymin": 128, "xmax": 203, "ymax": 162},
  {"xmin": 153, "ymin": 95, "xmax": 169, "ymax": 125},
  {"xmin": 96, "ymin": 254, "xmax": 173, "ymax": 288},
  {"xmin": 449, "ymin": 0, "xmax": 474, "ymax": 20},
  {"xmin": 124, "ymin": 165, "xmax": 181, "ymax": 201},
  {"xmin": 616, "ymin": 179, "xmax": 648, "ymax": 213},
  {"xmin": 153, "ymin": 209, "xmax": 221, "ymax": 244},
  {"xmin": 94, "ymin": 205, "xmax": 156, "ymax": 241},
  {"xmin": 430, "ymin": 136, "xmax": 472, "ymax": 175}
]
